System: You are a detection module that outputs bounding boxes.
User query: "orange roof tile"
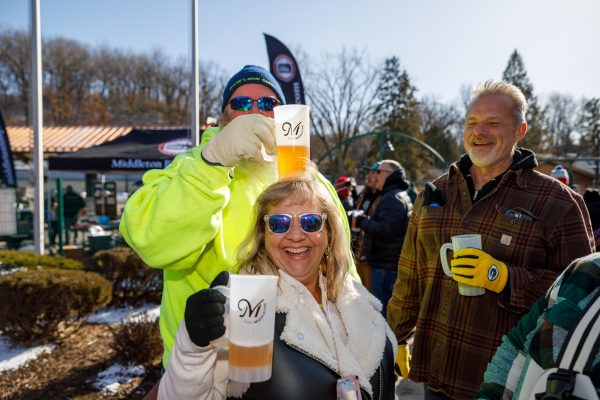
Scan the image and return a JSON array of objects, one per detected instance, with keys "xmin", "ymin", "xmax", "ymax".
[{"xmin": 7, "ymin": 126, "xmax": 134, "ymax": 153}]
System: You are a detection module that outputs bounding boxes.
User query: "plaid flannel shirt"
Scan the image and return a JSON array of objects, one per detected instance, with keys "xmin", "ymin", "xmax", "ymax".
[
  {"xmin": 477, "ymin": 254, "xmax": 600, "ymax": 399},
  {"xmin": 387, "ymin": 151, "xmax": 595, "ymax": 399}
]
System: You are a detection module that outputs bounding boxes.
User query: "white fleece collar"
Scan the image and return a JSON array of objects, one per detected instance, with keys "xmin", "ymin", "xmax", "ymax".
[{"xmin": 275, "ymin": 270, "xmax": 395, "ymax": 396}]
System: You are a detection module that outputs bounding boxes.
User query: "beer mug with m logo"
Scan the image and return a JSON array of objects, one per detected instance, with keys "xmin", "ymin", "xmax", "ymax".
[{"xmin": 213, "ymin": 274, "xmax": 278, "ymax": 382}]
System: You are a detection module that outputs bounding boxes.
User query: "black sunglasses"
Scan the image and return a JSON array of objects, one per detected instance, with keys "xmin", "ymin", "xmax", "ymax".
[
  {"xmin": 376, "ymin": 169, "xmax": 392, "ymax": 175},
  {"xmin": 263, "ymin": 213, "xmax": 327, "ymax": 234},
  {"xmin": 227, "ymin": 96, "xmax": 280, "ymax": 112}
]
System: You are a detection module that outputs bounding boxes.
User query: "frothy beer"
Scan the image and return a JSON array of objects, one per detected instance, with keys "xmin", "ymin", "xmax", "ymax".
[
  {"xmin": 229, "ymin": 341, "xmax": 274, "ymax": 382},
  {"xmin": 221, "ymin": 275, "xmax": 278, "ymax": 383},
  {"xmin": 277, "ymin": 145, "xmax": 309, "ymax": 178}
]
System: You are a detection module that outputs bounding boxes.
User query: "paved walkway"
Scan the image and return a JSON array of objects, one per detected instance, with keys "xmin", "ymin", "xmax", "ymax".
[{"xmin": 396, "ymin": 378, "xmax": 424, "ymax": 399}]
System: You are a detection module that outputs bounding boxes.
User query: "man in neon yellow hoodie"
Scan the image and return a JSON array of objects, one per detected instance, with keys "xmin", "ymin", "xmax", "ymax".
[{"xmin": 119, "ymin": 65, "xmax": 357, "ymax": 369}]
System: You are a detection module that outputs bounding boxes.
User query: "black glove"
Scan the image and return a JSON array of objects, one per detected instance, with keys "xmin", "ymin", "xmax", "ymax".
[{"xmin": 184, "ymin": 271, "xmax": 230, "ymax": 347}]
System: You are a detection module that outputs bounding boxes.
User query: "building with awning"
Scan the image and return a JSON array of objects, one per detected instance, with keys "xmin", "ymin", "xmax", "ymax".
[
  {"xmin": 6, "ymin": 126, "xmax": 185, "ymax": 156},
  {"xmin": 47, "ymin": 128, "xmax": 190, "ymax": 172},
  {"xmin": 6, "ymin": 125, "xmax": 193, "ymax": 200}
]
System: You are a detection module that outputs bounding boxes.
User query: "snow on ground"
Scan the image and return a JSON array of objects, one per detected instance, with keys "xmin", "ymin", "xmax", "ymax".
[
  {"xmin": 88, "ymin": 303, "xmax": 160, "ymax": 394},
  {"xmin": 0, "ymin": 267, "xmax": 27, "ymax": 276},
  {"xmin": 0, "ymin": 336, "xmax": 55, "ymax": 373},
  {"xmin": 93, "ymin": 363, "xmax": 146, "ymax": 395},
  {"xmin": 86, "ymin": 303, "xmax": 160, "ymax": 324},
  {"xmin": 0, "ymin": 303, "xmax": 160, "ymax": 374}
]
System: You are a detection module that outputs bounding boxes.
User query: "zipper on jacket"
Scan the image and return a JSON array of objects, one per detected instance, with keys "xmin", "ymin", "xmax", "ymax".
[{"xmin": 378, "ymin": 365, "xmax": 383, "ymax": 400}]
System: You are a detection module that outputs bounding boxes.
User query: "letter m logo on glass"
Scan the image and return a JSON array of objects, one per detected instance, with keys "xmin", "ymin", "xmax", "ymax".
[{"xmin": 238, "ymin": 298, "xmax": 267, "ymax": 323}]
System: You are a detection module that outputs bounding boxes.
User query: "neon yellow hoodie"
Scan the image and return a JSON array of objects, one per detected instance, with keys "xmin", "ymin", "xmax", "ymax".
[{"xmin": 119, "ymin": 126, "xmax": 357, "ymax": 367}]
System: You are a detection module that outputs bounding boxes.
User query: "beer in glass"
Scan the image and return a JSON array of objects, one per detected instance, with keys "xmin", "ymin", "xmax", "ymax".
[{"xmin": 274, "ymin": 105, "xmax": 310, "ymax": 178}]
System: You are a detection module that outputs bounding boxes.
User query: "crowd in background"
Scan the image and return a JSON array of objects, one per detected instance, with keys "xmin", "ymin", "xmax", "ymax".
[{"xmin": 115, "ymin": 68, "xmax": 599, "ymax": 400}]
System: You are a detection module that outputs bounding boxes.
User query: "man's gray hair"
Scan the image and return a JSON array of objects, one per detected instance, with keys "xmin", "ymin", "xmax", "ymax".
[
  {"xmin": 469, "ymin": 80, "xmax": 528, "ymax": 125},
  {"xmin": 380, "ymin": 159, "xmax": 402, "ymax": 171}
]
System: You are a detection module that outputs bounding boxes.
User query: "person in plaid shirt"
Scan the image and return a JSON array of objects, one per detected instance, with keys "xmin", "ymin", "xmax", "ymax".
[
  {"xmin": 387, "ymin": 80, "xmax": 595, "ymax": 399},
  {"xmin": 477, "ymin": 253, "xmax": 600, "ymax": 399}
]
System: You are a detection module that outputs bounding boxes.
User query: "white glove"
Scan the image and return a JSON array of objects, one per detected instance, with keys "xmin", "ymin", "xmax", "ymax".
[{"xmin": 201, "ymin": 114, "xmax": 276, "ymax": 167}]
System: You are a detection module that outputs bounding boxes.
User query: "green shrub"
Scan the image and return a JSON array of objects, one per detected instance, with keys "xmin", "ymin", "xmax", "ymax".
[
  {"xmin": 111, "ymin": 315, "xmax": 163, "ymax": 367},
  {"xmin": 89, "ymin": 247, "xmax": 162, "ymax": 306},
  {"xmin": 0, "ymin": 269, "xmax": 112, "ymax": 343},
  {"xmin": 0, "ymin": 249, "xmax": 84, "ymax": 272}
]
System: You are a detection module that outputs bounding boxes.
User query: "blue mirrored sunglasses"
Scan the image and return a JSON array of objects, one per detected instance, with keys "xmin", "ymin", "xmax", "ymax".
[
  {"xmin": 263, "ymin": 213, "xmax": 328, "ymax": 234},
  {"xmin": 227, "ymin": 96, "xmax": 280, "ymax": 112}
]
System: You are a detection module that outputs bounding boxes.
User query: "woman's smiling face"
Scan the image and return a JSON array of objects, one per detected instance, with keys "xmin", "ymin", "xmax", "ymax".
[{"xmin": 264, "ymin": 197, "xmax": 328, "ymax": 289}]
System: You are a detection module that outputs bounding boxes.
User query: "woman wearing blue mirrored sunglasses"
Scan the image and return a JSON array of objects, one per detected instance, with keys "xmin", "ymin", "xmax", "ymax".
[
  {"xmin": 161, "ymin": 171, "xmax": 398, "ymax": 400},
  {"xmin": 122, "ymin": 65, "xmax": 362, "ymax": 399},
  {"xmin": 263, "ymin": 213, "xmax": 328, "ymax": 234}
]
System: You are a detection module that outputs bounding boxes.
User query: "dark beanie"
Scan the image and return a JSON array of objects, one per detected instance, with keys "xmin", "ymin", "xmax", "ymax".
[{"xmin": 221, "ymin": 65, "xmax": 286, "ymax": 111}]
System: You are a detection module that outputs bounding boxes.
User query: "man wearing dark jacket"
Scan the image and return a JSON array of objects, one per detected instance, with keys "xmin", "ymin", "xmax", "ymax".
[
  {"xmin": 351, "ymin": 162, "xmax": 381, "ymax": 291},
  {"xmin": 63, "ymin": 185, "xmax": 86, "ymax": 244},
  {"xmin": 354, "ymin": 159, "xmax": 412, "ymax": 317}
]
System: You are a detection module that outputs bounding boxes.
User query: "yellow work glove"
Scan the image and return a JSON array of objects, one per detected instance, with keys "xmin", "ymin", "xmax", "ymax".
[
  {"xmin": 201, "ymin": 114, "xmax": 276, "ymax": 167},
  {"xmin": 450, "ymin": 248, "xmax": 508, "ymax": 293},
  {"xmin": 394, "ymin": 344, "xmax": 411, "ymax": 379}
]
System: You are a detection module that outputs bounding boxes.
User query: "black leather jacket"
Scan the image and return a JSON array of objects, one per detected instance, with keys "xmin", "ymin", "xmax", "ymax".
[{"xmin": 229, "ymin": 313, "xmax": 396, "ymax": 400}]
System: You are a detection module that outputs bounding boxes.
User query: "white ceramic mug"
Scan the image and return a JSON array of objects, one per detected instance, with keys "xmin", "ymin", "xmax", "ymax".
[
  {"xmin": 273, "ymin": 105, "xmax": 310, "ymax": 178},
  {"xmin": 212, "ymin": 274, "xmax": 278, "ymax": 382},
  {"xmin": 439, "ymin": 234, "xmax": 486, "ymax": 296}
]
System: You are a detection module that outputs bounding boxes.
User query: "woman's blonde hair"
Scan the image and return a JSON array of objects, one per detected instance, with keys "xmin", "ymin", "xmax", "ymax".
[{"xmin": 236, "ymin": 169, "xmax": 350, "ymax": 302}]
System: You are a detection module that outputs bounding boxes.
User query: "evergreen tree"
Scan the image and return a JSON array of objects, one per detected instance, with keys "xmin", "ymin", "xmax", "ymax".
[
  {"xmin": 502, "ymin": 50, "xmax": 533, "ymax": 98},
  {"xmin": 502, "ymin": 50, "xmax": 546, "ymax": 153},
  {"xmin": 374, "ymin": 57, "xmax": 427, "ymax": 179}
]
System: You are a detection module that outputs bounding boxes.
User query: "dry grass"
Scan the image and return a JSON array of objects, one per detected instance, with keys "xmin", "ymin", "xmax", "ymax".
[{"xmin": 0, "ymin": 323, "xmax": 162, "ymax": 400}]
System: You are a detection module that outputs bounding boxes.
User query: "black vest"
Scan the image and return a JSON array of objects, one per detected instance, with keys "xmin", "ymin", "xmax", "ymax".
[{"xmin": 228, "ymin": 312, "xmax": 396, "ymax": 400}]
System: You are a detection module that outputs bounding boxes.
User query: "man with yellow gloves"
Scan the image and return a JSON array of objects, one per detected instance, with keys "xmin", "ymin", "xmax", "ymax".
[
  {"xmin": 119, "ymin": 65, "xmax": 357, "ymax": 371},
  {"xmin": 450, "ymin": 248, "xmax": 508, "ymax": 294},
  {"xmin": 387, "ymin": 80, "xmax": 594, "ymax": 399}
]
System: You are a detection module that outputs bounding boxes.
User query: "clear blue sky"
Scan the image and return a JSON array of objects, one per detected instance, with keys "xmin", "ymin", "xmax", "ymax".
[{"xmin": 2, "ymin": 0, "xmax": 599, "ymax": 104}]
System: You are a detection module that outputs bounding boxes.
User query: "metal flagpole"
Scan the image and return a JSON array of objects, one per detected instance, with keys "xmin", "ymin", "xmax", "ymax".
[
  {"xmin": 190, "ymin": 0, "xmax": 200, "ymax": 146},
  {"xmin": 31, "ymin": 0, "xmax": 45, "ymax": 255}
]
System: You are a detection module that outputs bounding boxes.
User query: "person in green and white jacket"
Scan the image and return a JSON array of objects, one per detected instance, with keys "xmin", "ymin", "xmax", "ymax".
[
  {"xmin": 477, "ymin": 253, "xmax": 600, "ymax": 399},
  {"xmin": 119, "ymin": 65, "xmax": 357, "ymax": 369}
]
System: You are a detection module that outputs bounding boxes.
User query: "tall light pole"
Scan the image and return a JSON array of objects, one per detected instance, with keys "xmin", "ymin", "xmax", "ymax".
[
  {"xmin": 31, "ymin": 0, "xmax": 44, "ymax": 254},
  {"xmin": 190, "ymin": 0, "xmax": 200, "ymax": 146}
]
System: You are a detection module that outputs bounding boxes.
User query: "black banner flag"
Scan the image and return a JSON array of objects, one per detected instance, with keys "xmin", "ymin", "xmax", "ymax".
[
  {"xmin": 0, "ymin": 111, "xmax": 16, "ymax": 188},
  {"xmin": 264, "ymin": 33, "xmax": 305, "ymax": 105}
]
